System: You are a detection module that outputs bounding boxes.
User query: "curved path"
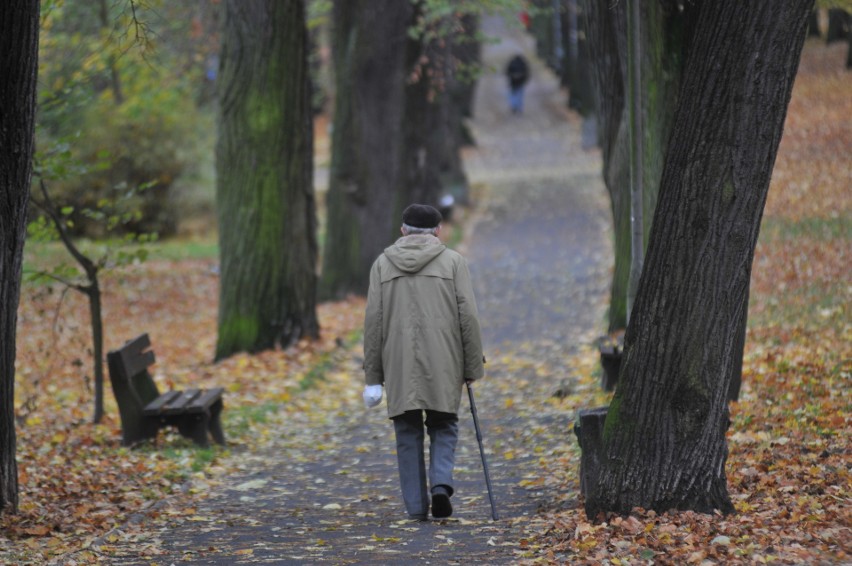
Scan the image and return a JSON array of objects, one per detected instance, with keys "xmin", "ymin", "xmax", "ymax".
[{"xmin": 107, "ymin": 16, "xmax": 612, "ymax": 565}]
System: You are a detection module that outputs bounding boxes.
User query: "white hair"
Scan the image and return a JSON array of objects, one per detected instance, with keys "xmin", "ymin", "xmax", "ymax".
[{"xmin": 402, "ymin": 223, "xmax": 439, "ymax": 236}]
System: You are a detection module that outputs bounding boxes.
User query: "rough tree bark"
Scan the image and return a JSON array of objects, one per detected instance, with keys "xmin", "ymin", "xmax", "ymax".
[
  {"xmin": 0, "ymin": 0, "xmax": 40, "ymax": 515},
  {"xmin": 585, "ymin": 0, "xmax": 813, "ymax": 518},
  {"xmin": 215, "ymin": 0, "xmax": 319, "ymax": 360},
  {"xmin": 320, "ymin": 0, "xmax": 414, "ymax": 299}
]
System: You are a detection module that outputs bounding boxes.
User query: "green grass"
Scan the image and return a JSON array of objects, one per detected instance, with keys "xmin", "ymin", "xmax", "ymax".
[
  {"xmin": 225, "ymin": 402, "xmax": 281, "ymax": 437},
  {"xmin": 23, "ymin": 236, "xmax": 220, "ymax": 275},
  {"xmin": 759, "ymin": 216, "xmax": 850, "ymax": 242},
  {"xmin": 152, "ymin": 238, "xmax": 219, "ymax": 260}
]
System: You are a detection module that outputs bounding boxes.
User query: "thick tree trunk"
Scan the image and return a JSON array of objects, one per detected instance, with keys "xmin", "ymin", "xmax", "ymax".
[
  {"xmin": 586, "ymin": 0, "xmax": 813, "ymax": 518},
  {"xmin": 0, "ymin": 0, "xmax": 40, "ymax": 515},
  {"xmin": 320, "ymin": 0, "xmax": 414, "ymax": 299},
  {"xmin": 215, "ymin": 0, "xmax": 319, "ymax": 359}
]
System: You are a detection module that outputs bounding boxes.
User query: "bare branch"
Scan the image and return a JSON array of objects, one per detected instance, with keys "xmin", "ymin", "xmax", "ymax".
[{"xmin": 37, "ymin": 179, "xmax": 99, "ymax": 280}]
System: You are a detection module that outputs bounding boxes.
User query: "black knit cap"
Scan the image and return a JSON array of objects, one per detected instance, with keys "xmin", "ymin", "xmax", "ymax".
[{"xmin": 402, "ymin": 203, "xmax": 443, "ymax": 229}]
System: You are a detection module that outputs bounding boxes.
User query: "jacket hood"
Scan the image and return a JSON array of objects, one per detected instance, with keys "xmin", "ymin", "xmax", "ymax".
[{"xmin": 383, "ymin": 234, "xmax": 447, "ymax": 274}]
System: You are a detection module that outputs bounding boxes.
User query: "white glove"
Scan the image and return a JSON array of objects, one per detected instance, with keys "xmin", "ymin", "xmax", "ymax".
[{"xmin": 363, "ymin": 384, "xmax": 383, "ymax": 408}]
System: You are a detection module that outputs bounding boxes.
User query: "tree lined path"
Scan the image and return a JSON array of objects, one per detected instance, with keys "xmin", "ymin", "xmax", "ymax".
[{"xmin": 106, "ymin": 17, "xmax": 612, "ymax": 564}]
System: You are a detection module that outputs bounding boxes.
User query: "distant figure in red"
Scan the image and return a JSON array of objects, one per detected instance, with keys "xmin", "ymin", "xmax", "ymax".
[
  {"xmin": 519, "ymin": 11, "xmax": 531, "ymax": 29},
  {"xmin": 505, "ymin": 54, "xmax": 530, "ymax": 115}
]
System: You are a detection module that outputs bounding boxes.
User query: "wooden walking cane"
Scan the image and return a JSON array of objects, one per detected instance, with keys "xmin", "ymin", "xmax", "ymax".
[{"xmin": 466, "ymin": 381, "xmax": 499, "ymax": 520}]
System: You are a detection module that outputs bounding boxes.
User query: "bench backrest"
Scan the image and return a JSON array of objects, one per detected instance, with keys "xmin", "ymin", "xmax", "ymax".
[{"xmin": 107, "ymin": 333, "xmax": 161, "ymax": 412}]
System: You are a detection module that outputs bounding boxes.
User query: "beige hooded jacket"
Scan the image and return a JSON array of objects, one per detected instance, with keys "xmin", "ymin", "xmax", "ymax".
[{"xmin": 363, "ymin": 234, "xmax": 484, "ymax": 418}]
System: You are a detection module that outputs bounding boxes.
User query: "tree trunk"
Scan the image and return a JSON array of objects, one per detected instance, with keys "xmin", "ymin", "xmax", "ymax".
[
  {"xmin": 0, "ymin": 0, "xmax": 40, "ymax": 515},
  {"xmin": 401, "ymin": 15, "xmax": 445, "ymax": 209},
  {"xmin": 583, "ymin": 0, "xmax": 629, "ymax": 331},
  {"xmin": 584, "ymin": 0, "xmax": 692, "ymax": 333},
  {"xmin": 564, "ymin": 1, "xmax": 595, "ymax": 117},
  {"xmin": 320, "ymin": 0, "xmax": 414, "ymax": 299},
  {"xmin": 215, "ymin": 0, "xmax": 319, "ymax": 360},
  {"xmin": 86, "ymin": 279, "xmax": 105, "ymax": 423},
  {"xmin": 586, "ymin": 0, "xmax": 813, "ymax": 518},
  {"xmin": 453, "ymin": 14, "xmax": 480, "ymax": 122},
  {"xmin": 530, "ymin": 0, "xmax": 557, "ymax": 68},
  {"xmin": 727, "ymin": 282, "xmax": 749, "ymax": 402},
  {"xmin": 446, "ymin": 14, "xmax": 480, "ymax": 204},
  {"xmin": 626, "ymin": 0, "xmax": 643, "ymax": 323},
  {"xmin": 401, "ymin": 8, "xmax": 463, "ymax": 210}
]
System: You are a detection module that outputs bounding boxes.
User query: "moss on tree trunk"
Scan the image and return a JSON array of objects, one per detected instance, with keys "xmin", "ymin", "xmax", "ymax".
[{"xmin": 215, "ymin": 0, "xmax": 319, "ymax": 360}]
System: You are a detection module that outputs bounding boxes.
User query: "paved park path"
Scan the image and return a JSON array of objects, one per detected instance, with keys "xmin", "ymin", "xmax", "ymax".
[{"xmin": 109, "ymin": 17, "xmax": 613, "ymax": 565}]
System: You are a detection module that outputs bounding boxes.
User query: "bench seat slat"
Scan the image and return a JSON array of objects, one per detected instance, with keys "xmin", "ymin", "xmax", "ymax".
[
  {"xmin": 159, "ymin": 389, "xmax": 202, "ymax": 415},
  {"xmin": 185, "ymin": 388, "xmax": 224, "ymax": 413},
  {"xmin": 143, "ymin": 390, "xmax": 182, "ymax": 415}
]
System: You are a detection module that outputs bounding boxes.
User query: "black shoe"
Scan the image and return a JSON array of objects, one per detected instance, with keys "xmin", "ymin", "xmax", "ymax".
[
  {"xmin": 431, "ymin": 487, "xmax": 452, "ymax": 519},
  {"xmin": 408, "ymin": 513, "xmax": 428, "ymax": 522}
]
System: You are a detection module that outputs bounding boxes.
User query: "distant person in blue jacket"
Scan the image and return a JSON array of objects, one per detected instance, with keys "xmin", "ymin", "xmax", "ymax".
[{"xmin": 505, "ymin": 54, "xmax": 530, "ymax": 115}]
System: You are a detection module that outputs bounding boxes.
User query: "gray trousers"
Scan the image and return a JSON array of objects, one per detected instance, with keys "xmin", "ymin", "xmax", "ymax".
[{"xmin": 392, "ymin": 410, "xmax": 459, "ymax": 516}]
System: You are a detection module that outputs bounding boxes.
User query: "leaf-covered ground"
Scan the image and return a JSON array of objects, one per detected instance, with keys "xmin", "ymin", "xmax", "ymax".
[{"xmin": 3, "ymin": 17, "xmax": 850, "ymax": 566}]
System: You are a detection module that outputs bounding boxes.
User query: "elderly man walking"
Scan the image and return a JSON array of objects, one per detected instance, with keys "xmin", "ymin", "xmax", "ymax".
[{"xmin": 363, "ymin": 204, "xmax": 485, "ymax": 520}]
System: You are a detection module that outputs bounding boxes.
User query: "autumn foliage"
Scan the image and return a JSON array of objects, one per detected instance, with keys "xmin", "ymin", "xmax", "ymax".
[{"xmin": 1, "ymin": 37, "xmax": 849, "ymax": 565}]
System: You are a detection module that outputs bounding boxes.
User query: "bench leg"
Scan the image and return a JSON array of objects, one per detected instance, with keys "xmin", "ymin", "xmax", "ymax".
[
  {"xmin": 177, "ymin": 414, "xmax": 210, "ymax": 447},
  {"xmin": 208, "ymin": 398, "xmax": 226, "ymax": 445},
  {"xmin": 124, "ymin": 418, "xmax": 161, "ymax": 447}
]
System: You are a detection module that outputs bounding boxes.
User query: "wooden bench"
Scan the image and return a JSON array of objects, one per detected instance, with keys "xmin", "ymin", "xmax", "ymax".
[{"xmin": 107, "ymin": 333, "xmax": 225, "ymax": 447}]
